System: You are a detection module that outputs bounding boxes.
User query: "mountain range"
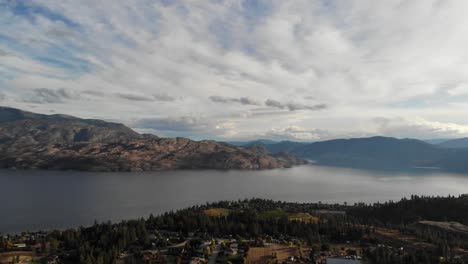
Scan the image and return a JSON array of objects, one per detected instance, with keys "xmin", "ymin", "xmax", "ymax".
[
  {"xmin": 0, "ymin": 107, "xmax": 304, "ymax": 171},
  {"xmin": 438, "ymin": 138, "xmax": 468, "ymax": 149},
  {"xmin": 2, "ymin": 106, "xmax": 468, "ymax": 173},
  {"xmin": 235, "ymin": 137, "xmax": 468, "ymax": 172}
]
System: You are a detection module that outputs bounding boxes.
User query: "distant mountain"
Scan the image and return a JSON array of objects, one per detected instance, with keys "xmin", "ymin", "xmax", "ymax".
[
  {"xmin": 246, "ymin": 136, "xmax": 468, "ymax": 172},
  {"xmin": 0, "ymin": 107, "xmax": 142, "ymax": 145},
  {"xmin": 293, "ymin": 137, "xmax": 444, "ymax": 170},
  {"xmin": 424, "ymin": 139, "xmax": 451, "ymax": 145},
  {"xmin": 0, "ymin": 107, "xmax": 305, "ymax": 171},
  {"xmin": 254, "ymin": 141, "xmax": 309, "ymax": 154},
  {"xmin": 438, "ymin": 138, "xmax": 468, "ymax": 149},
  {"xmin": 227, "ymin": 139, "xmax": 278, "ymax": 146},
  {"xmin": 227, "ymin": 140, "xmax": 310, "ymax": 154}
]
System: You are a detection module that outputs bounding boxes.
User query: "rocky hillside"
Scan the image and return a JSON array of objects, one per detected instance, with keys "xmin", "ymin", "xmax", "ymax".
[{"xmin": 0, "ymin": 107, "xmax": 305, "ymax": 171}]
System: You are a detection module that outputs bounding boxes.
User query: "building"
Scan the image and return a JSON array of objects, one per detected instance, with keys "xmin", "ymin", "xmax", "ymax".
[
  {"xmin": 167, "ymin": 246, "xmax": 185, "ymax": 256},
  {"xmin": 13, "ymin": 243, "xmax": 27, "ymax": 248},
  {"xmin": 224, "ymin": 247, "xmax": 238, "ymax": 256}
]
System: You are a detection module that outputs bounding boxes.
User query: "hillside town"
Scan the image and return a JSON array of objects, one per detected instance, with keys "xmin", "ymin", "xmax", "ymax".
[{"xmin": 2, "ymin": 197, "xmax": 468, "ymax": 264}]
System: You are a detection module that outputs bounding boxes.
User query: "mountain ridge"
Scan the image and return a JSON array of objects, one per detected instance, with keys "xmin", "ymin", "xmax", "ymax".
[
  {"xmin": 241, "ymin": 136, "xmax": 468, "ymax": 172},
  {"xmin": 438, "ymin": 137, "xmax": 468, "ymax": 149},
  {"xmin": 0, "ymin": 107, "xmax": 305, "ymax": 171}
]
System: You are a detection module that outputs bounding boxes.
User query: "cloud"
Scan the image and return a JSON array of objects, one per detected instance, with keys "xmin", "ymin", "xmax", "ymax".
[
  {"xmin": 116, "ymin": 93, "xmax": 155, "ymax": 102},
  {"xmin": 3, "ymin": 1, "xmax": 468, "ymax": 140},
  {"xmin": 265, "ymin": 99, "xmax": 327, "ymax": 111},
  {"xmin": 23, "ymin": 88, "xmax": 76, "ymax": 104},
  {"xmin": 265, "ymin": 99, "xmax": 283, "ymax": 109},
  {"xmin": 374, "ymin": 117, "xmax": 468, "ymax": 139},
  {"xmin": 209, "ymin": 96, "xmax": 260, "ymax": 105},
  {"xmin": 82, "ymin": 90, "xmax": 105, "ymax": 97},
  {"xmin": 0, "ymin": 92, "xmax": 5, "ymax": 101},
  {"xmin": 131, "ymin": 116, "xmax": 237, "ymax": 139},
  {"xmin": 117, "ymin": 93, "xmax": 178, "ymax": 102},
  {"xmin": 286, "ymin": 103, "xmax": 327, "ymax": 111},
  {"xmin": 153, "ymin": 93, "xmax": 177, "ymax": 102},
  {"xmin": 134, "ymin": 116, "xmax": 209, "ymax": 132},
  {"xmin": 238, "ymin": 109, "xmax": 292, "ymax": 118},
  {"xmin": 258, "ymin": 126, "xmax": 330, "ymax": 141}
]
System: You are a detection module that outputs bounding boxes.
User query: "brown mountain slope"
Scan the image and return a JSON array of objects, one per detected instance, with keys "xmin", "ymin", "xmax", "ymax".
[{"xmin": 0, "ymin": 107, "xmax": 305, "ymax": 171}]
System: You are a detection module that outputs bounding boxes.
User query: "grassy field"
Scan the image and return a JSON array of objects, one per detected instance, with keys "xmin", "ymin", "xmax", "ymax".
[
  {"xmin": 288, "ymin": 213, "xmax": 312, "ymax": 219},
  {"xmin": 245, "ymin": 244, "xmax": 301, "ymax": 264},
  {"xmin": 288, "ymin": 213, "xmax": 319, "ymax": 223},
  {"xmin": 418, "ymin": 220, "xmax": 468, "ymax": 235},
  {"xmin": 204, "ymin": 208, "xmax": 231, "ymax": 217},
  {"xmin": 374, "ymin": 228, "xmax": 434, "ymax": 250},
  {"xmin": 258, "ymin": 210, "xmax": 288, "ymax": 219},
  {"xmin": 259, "ymin": 211, "xmax": 319, "ymax": 223},
  {"xmin": 372, "ymin": 227, "xmax": 468, "ymax": 258}
]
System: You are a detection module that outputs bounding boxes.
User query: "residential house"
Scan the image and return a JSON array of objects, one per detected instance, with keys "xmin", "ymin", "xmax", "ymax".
[{"xmin": 224, "ymin": 247, "xmax": 238, "ymax": 256}]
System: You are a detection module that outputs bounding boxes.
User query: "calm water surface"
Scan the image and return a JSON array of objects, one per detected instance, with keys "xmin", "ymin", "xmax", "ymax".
[{"xmin": 1, "ymin": 165, "xmax": 468, "ymax": 234}]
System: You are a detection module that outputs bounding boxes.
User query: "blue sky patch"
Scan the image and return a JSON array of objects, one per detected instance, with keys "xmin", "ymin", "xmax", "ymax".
[{"xmin": 2, "ymin": 0, "xmax": 79, "ymax": 29}]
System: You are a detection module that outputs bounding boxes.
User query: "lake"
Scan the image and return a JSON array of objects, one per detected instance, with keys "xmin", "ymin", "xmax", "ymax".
[{"xmin": 1, "ymin": 164, "xmax": 468, "ymax": 234}]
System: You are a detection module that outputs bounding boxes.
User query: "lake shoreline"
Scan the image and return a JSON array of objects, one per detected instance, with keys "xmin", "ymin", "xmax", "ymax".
[{"xmin": 2, "ymin": 164, "xmax": 468, "ymax": 234}]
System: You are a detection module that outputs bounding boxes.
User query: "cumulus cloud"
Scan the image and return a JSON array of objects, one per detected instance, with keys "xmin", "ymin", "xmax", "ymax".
[
  {"xmin": 209, "ymin": 96, "xmax": 260, "ymax": 105},
  {"xmin": 0, "ymin": 92, "xmax": 5, "ymax": 101}
]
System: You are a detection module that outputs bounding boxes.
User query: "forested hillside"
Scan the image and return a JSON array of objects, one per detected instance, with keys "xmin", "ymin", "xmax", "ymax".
[{"xmin": 3, "ymin": 196, "xmax": 468, "ymax": 264}]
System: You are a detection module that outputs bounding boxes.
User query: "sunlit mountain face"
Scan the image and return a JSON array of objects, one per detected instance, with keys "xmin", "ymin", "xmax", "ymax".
[{"xmin": 2, "ymin": 1, "xmax": 468, "ymax": 142}]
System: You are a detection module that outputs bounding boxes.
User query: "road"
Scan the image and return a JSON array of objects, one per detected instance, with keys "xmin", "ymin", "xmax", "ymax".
[{"xmin": 208, "ymin": 243, "xmax": 221, "ymax": 264}]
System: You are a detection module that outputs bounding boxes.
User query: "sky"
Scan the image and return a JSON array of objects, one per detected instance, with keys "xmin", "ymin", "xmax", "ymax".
[{"xmin": 2, "ymin": 0, "xmax": 468, "ymax": 141}]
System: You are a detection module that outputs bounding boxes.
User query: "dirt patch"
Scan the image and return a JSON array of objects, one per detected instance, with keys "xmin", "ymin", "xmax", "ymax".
[
  {"xmin": 0, "ymin": 251, "xmax": 33, "ymax": 264},
  {"xmin": 374, "ymin": 228, "xmax": 433, "ymax": 250},
  {"xmin": 418, "ymin": 221, "xmax": 468, "ymax": 235},
  {"xmin": 204, "ymin": 208, "xmax": 230, "ymax": 217},
  {"xmin": 288, "ymin": 213, "xmax": 319, "ymax": 224},
  {"xmin": 246, "ymin": 244, "xmax": 300, "ymax": 264}
]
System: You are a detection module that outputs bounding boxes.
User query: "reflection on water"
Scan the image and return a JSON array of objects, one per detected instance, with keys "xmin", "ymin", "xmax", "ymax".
[{"xmin": 1, "ymin": 164, "xmax": 468, "ymax": 233}]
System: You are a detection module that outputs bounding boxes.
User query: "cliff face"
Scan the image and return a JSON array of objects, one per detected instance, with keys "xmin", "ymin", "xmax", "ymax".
[{"xmin": 0, "ymin": 107, "xmax": 305, "ymax": 171}]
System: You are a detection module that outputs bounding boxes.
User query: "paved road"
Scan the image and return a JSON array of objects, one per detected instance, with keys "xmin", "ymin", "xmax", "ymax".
[{"xmin": 208, "ymin": 243, "xmax": 221, "ymax": 264}]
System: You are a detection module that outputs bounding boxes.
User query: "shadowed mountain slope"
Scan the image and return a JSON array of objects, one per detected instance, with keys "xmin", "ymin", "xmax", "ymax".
[{"xmin": 248, "ymin": 136, "xmax": 468, "ymax": 172}]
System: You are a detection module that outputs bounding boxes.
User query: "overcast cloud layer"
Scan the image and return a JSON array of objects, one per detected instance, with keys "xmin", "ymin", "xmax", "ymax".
[{"xmin": 2, "ymin": 0, "xmax": 468, "ymax": 141}]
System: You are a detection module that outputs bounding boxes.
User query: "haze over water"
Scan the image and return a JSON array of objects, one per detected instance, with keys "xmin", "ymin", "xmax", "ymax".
[{"xmin": 1, "ymin": 165, "xmax": 468, "ymax": 234}]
